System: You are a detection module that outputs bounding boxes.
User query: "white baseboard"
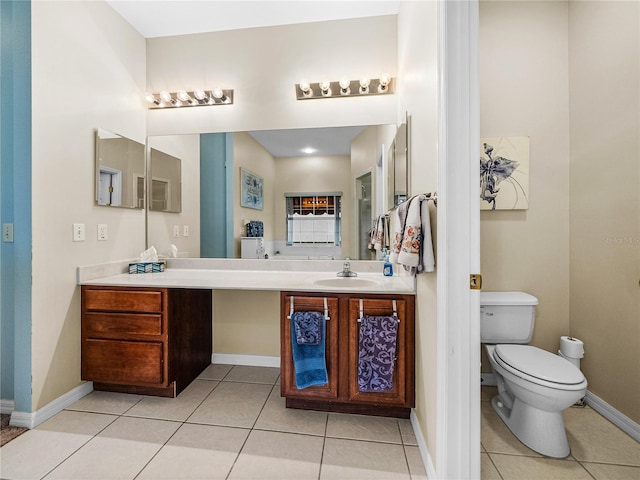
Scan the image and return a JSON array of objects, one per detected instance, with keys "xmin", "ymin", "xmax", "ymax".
[
  {"xmin": 212, "ymin": 353, "xmax": 280, "ymax": 368},
  {"xmin": 586, "ymin": 390, "xmax": 640, "ymax": 442},
  {"xmin": 9, "ymin": 382, "xmax": 93, "ymax": 429},
  {"xmin": 410, "ymin": 410, "xmax": 437, "ymax": 480},
  {"xmin": 1, "ymin": 399, "xmax": 16, "ymax": 415}
]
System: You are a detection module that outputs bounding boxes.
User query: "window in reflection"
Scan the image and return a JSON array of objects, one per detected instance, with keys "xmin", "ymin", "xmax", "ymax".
[{"xmin": 286, "ymin": 194, "xmax": 342, "ymax": 246}]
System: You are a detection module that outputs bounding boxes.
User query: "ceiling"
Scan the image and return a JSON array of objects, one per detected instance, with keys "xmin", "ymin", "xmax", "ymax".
[{"xmin": 108, "ymin": 1, "xmax": 398, "ymax": 156}]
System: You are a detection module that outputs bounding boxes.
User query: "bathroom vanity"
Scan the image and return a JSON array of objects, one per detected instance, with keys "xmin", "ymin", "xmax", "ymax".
[
  {"xmin": 281, "ymin": 292, "xmax": 415, "ymax": 418},
  {"xmin": 78, "ymin": 259, "xmax": 416, "ymax": 409}
]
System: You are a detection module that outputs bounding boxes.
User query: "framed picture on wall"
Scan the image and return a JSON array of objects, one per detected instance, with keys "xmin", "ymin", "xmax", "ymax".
[
  {"xmin": 240, "ymin": 168, "xmax": 264, "ymax": 210},
  {"xmin": 480, "ymin": 136, "xmax": 530, "ymax": 210}
]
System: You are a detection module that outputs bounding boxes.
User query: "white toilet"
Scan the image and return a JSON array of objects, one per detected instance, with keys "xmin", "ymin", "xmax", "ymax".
[{"xmin": 481, "ymin": 291, "xmax": 587, "ymax": 458}]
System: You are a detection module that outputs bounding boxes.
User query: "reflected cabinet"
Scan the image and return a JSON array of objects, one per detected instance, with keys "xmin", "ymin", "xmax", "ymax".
[{"xmin": 280, "ymin": 292, "xmax": 415, "ymax": 418}]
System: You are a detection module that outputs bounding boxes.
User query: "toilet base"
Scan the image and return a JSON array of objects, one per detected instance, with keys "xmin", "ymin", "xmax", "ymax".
[{"xmin": 491, "ymin": 395, "xmax": 571, "ymax": 458}]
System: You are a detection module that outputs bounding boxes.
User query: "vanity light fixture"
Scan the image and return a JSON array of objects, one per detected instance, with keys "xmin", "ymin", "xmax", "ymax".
[
  {"xmin": 295, "ymin": 74, "xmax": 394, "ymax": 100},
  {"xmin": 144, "ymin": 88, "xmax": 234, "ymax": 109}
]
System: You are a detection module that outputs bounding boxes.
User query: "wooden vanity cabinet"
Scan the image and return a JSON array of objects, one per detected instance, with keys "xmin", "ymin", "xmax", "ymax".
[
  {"xmin": 81, "ymin": 285, "xmax": 212, "ymax": 397},
  {"xmin": 281, "ymin": 292, "xmax": 415, "ymax": 417}
]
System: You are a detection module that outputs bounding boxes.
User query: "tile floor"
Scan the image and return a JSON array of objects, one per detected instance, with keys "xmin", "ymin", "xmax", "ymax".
[
  {"xmin": 0, "ymin": 365, "xmax": 427, "ymax": 480},
  {"xmin": 481, "ymin": 386, "xmax": 640, "ymax": 480}
]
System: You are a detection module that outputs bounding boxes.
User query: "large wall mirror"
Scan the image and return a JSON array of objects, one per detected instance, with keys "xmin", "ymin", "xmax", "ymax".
[
  {"xmin": 149, "ymin": 148, "xmax": 182, "ymax": 213},
  {"xmin": 146, "ymin": 120, "xmax": 410, "ymax": 261},
  {"xmin": 386, "ymin": 115, "xmax": 410, "ymax": 208},
  {"xmin": 95, "ymin": 128, "xmax": 145, "ymax": 209}
]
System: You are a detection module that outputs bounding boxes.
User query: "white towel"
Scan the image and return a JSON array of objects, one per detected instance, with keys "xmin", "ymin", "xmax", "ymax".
[
  {"xmin": 389, "ymin": 200, "xmax": 410, "ymax": 264},
  {"xmin": 397, "ymin": 196, "xmax": 422, "ymax": 268},
  {"xmin": 418, "ymin": 201, "xmax": 435, "ymax": 273}
]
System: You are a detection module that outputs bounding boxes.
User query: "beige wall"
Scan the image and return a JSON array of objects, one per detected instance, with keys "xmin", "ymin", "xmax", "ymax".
[
  {"xmin": 233, "ymin": 132, "xmax": 277, "ymax": 257},
  {"xmin": 397, "ymin": 0, "xmax": 440, "ymax": 467},
  {"xmin": 31, "ymin": 1, "xmax": 147, "ymax": 409},
  {"xmin": 479, "ymin": 0, "xmax": 640, "ymax": 423},
  {"xmin": 479, "ymin": 1, "xmax": 571, "ymax": 368},
  {"xmin": 147, "ymin": 134, "xmax": 201, "ymax": 257},
  {"xmin": 568, "ymin": 0, "xmax": 640, "ymax": 422}
]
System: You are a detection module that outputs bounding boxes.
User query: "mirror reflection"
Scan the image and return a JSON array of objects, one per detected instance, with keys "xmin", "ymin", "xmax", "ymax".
[
  {"xmin": 146, "ymin": 121, "xmax": 410, "ymax": 261},
  {"xmin": 95, "ymin": 128, "xmax": 145, "ymax": 209},
  {"xmin": 149, "ymin": 148, "xmax": 182, "ymax": 213}
]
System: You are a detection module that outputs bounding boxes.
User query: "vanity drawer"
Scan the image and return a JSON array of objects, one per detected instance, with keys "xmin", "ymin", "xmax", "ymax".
[
  {"xmin": 82, "ymin": 339, "xmax": 164, "ymax": 385},
  {"xmin": 84, "ymin": 289, "xmax": 163, "ymax": 313},
  {"xmin": 84, "ymin": 312, "xmax": 163, "ymax": 337}
]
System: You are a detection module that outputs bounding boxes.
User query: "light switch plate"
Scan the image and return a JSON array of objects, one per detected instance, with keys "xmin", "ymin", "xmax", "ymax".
[
  {"xmin": 2, "ymin": 223, "xmax": 14, "ymax": 243},
  {"xmin": 97, "ymin": 224, "xmax": 108, "ymax": 241},
  {"xmin": 73, "ymin": 223, "xmax": 85, "ymax": 242},
  {"xmin": 173, "ymin": 225, "xmax": 180, "ymax": 238},
  {"xmin": 183, "ymin": 225, "xmax": 189, "ymax": 237}
]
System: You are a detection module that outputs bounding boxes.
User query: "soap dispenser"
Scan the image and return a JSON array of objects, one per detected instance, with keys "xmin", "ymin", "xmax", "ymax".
[{"xmin": 383, "ymin": 252, "xmax": 393, "ymax": 277}]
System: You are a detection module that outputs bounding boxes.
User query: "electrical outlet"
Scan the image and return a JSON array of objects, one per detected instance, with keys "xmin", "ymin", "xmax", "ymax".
[
  {"xmin": 97, "ymin": 224, "xmax": 108, "ymax": 241},
  {"xmin": 183, "ymin": 225, "xmax": 189, "ymax": 237},
  {"xmin": 173, "ymin": 225, "xmax": 180, "ymax": 238},
  {"xmin": 2, "ymin": 223, "xmax": 14, "ymax": 243},
  {"xmin": 73, "ymin": 223, "xmax": 85, "ymax": 242}
]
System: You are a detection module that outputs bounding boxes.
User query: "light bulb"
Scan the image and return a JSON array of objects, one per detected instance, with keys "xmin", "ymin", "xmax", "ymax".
[
  {"xmin": 177, "ymin": 91, "xmax": 190, "ymax": 102},
  {"xmin": 299, "ymin": 80, "xmax": 313, "ymax": 97},
  {"xmin": 212, "ymin": 89, "xmax": 224, "ymax": 99},
  {"xmin": 339, "ymin": 78, "xmax": 351, "ymax": 95},
  {"xmin": 320, "ymin": 80, "xmax": 332, "ymax": 97},
  {"xmin": 359, "ymin": 77, "xmax": 370, "ymax": 94},
  {"xmin": 144, "ymin": 92, "xmax": 156, "ymax": 104},
  {"xmin": 194, "ymin": 90, "xmax": 206, "ymax": 101},
  {"xmin": 159, "ymin": 91, "xmax": 172, "ymax": 103},
  {"xmin": 378, "ymin": 73, "xmax": 391, "ymax": 93}
]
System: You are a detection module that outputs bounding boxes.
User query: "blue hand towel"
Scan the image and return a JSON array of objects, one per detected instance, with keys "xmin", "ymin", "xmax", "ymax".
[
  {"xmin": 358, "ymin": 315, "xmax": 398, "ymax": 392},
  {"xmin": 290, "ymin": 311, "xmax": 328, "ymax": 389},
  {"xmin": 293, "ymin": 311, "xmax": 322, "ymax": 345}
]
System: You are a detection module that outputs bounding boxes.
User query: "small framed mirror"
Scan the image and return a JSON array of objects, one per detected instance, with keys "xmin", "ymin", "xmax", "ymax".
[
  {"xmin": 149, "ymin": 148, "xmax": 182, "ymax": 213},
  {"xmin": 95, "ymin": 128, "xmax": 145, "ymax": 209}
]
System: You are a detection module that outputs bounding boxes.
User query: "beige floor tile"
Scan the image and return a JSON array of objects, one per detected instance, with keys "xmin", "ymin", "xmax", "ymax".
[
  {"xmin": 187, "ymin": 381, "xmax": 271, "ymax": 428},
  {"xmin": 225, "ymin": 365, "xmax": 281, "ymax": 384},
  {"xmin": 326, "ymin": 412, "xmax": 402, "ymax": 444},
  {"xmin": 581, "ymin": 462, "xmax": 640, "ymax": 480},
  {"xmin": 481, "ymin": 402, "xmax": 542, "ymax": 457},
  {"xmin": 490, "ymin": 453, "xmax": 593, "ymax": 480},
  {"xmin": 124, "ymin": 379, "xmax": 217, "ymax": 421},
  {"xmin": 564, "ymin": 407, "xmax": 640, "ymax": 466},
  {"xmin": 44, "ymin": 417, "xmax": 180, "ymax": 480},
  {"xmin": 0, "ymin": 412, "xmax": 117, "ymax": 480},
  {"xmin": 228, "ymin": 430, "xmax": 323, "ymax": 480},
  {"xmin": 65, "ymin": 390, "xmax": 143, "ymax": 415},
  {"xmin": 198, "ymin": 363, "xmax": 233, "ymax": 381},
  {"xmin": 137, "ymin": 423, "xmax": 250, "ymax": 480},
  {"xmin": 481, "ymin": 452, "xmax": 501, "ymax": 480},
  {"xmin": 254, "ymin": 388, "xmax": 327, "ymax": 436},
  {"xmin": 320, "ymin": 437, "xmax": 410, "ymax": 480},
  {"xmin": 405, "ymin": 445, "xmax": 428, "ymax": 479},
  {"xmin": 398, "ymin": 418, "xmax": 417, "ymax": 446}
]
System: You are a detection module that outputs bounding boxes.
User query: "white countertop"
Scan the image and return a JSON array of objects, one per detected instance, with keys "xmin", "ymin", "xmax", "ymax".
[{"xmin": 78, "ymin": 259, "xmax": 416, "ymax": 295}]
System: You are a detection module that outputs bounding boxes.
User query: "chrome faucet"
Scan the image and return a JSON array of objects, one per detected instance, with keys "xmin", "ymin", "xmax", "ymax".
[{"xmin": 337, "ymin": 258, "xmax": 357, "ymax": 277}]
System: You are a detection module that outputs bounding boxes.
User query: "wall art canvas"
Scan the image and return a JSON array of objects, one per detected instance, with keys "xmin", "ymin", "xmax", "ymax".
[
  {"xmin": 480, "ymin": 136, "xmax": 530, "ymax": 210},
  {"xmin": 240, "ymin": 168, "xmax": 264, "ymax": 210}
]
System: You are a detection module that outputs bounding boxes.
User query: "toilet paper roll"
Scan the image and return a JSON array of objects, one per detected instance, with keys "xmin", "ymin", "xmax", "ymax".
[{"xmin": 560, "ymin": 336, "xmax": 584, "ymax": 359}]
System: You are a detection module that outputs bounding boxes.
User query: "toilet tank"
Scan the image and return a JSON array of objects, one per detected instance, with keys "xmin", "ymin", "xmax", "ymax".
[{"xmin": 480, "ymin": 291, "xmax": 538, "ymax": 344}]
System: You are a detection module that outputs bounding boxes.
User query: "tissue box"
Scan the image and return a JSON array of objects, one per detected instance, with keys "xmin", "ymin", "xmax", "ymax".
[{"xmin": 128, "ymin": 261, "xmax": 166, "ymax": 274}]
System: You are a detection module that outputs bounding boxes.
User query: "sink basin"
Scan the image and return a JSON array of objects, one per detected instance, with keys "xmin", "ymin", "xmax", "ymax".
[{"xmin": 313, "ymin": 277, "xmax": 378, "ymax": 288}]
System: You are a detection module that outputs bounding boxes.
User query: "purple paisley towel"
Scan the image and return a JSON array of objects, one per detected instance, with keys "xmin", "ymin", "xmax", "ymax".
[
  {"xmin": 358, "ymin": 315, "xmax": 398, "ymax": 392},
  {"xmin": 292, "ymin": 311, "xmax": 323, "ymax": 345}
]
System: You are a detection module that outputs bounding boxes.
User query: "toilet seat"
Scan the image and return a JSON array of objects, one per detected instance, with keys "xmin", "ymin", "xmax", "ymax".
[{"xmin": 493, "ymin": 344, "xmax": 586, "ymax": 389}]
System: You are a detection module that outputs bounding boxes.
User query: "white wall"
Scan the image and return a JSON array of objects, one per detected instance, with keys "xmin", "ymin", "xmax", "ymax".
[
  {"xmin": 31, "ymin": 1, "xmax": 147, "ymax": 409},
  {"xmin": 397, "ymin": 0, "xmax": 440, "ymax": 469},
  {"xmin": 146, "ymin": 16, "xmax": 397, "ymax": 136},
  {"xmin": 147, "ymin": 134, "xmax": 200, "ymax": 258}
]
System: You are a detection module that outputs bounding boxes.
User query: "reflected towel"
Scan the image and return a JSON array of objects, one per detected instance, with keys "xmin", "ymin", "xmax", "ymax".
[
  {"xmin": 291, "ymin": 313, "xmax": 328, "ymax": 389},
  {"xmin": 292, "ymin": 311, "xmax": 322, "ymax": 345},
  {"xmin": 358, "ymin": 315, "xmax": 398, "ymax": 392}
]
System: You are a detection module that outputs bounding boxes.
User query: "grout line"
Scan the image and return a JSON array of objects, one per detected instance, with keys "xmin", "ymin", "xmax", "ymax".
[
  {"xmin": 485, "ymin": 452, "xmax": 505, "ymax": 480},
  {"xmin": 317, "ymin": 410, "xmax": 330, "ymax": 480}
]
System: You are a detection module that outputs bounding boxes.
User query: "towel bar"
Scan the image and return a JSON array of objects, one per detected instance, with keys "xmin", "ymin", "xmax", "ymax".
[
  {"xmin": 357, "ymin": 298, "xmax": 399, "ymax": 323},
  {"xmin": 287, "ymin": 295, "xmax": 330, "ymax": 321}
]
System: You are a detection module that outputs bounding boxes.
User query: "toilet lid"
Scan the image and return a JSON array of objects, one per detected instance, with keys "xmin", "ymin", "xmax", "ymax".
[{"xmin": 494, "ymin": 345, "xmax": 585, "ymax": 385}]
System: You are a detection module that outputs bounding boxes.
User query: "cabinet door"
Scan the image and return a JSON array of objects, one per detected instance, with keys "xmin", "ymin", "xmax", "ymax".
[
  {"xmin": 347, "ymin": 298, "xmax": 412, "ymax": 406},
  {"xmin": 281, "ymin": 295, "xmax": 339, "ymax": 400}
]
